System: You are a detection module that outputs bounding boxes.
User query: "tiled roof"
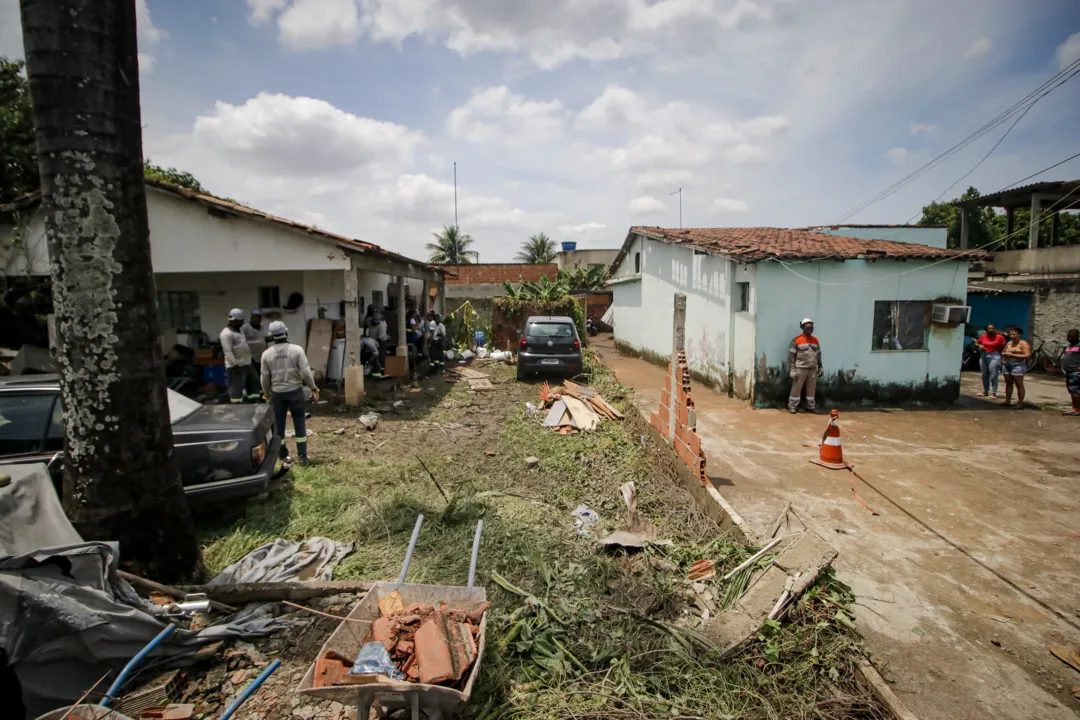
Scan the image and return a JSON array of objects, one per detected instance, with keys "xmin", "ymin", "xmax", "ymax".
[
  {"xmin": 444, "ymin": 263, "xmax": 558, "ymax": 285},
  {"xmin": 628, "ymin": 226, "xmax": 983, "ymax": 262},
  {"xmin": 1, "ymin": 179, "xmax": 444, "ymax": 274}
]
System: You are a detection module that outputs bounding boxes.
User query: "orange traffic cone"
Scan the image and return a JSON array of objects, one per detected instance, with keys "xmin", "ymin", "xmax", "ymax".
[{"xmin": 811, "ymin": 409, "xmax": 849, "ymax": 470}]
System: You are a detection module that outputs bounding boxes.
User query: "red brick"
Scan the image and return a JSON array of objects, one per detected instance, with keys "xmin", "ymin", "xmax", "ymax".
[
  {"xmin": 660, "ymin": 389, "xmax": 670, "ymax": 407},
  {"xmin": 658, "ymin": 404, "xmax": 670, "ymax": 424},
  {"xmin": 686, "ymin": 431, "xmax": 701, "ymax": 455},
  {"xmin": 650, "ymin": 413, "xmax": 664, "ymax": 433},
  {"xmin": 675, "ymin": 403, "xmax": 688, "ymax": 426}
]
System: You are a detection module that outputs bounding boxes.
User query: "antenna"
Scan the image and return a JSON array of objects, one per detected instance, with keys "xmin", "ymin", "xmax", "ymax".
[
  {"xmin": 670, "ymin": 188, "xmax": 682, "ymax": 228},
  {"xmin": 454, "ymin": 162, "xmax": 458, "ymax": 228}
]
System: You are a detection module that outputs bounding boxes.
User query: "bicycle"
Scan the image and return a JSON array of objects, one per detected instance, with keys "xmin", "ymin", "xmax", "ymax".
[{"xmin": 1027, "ymin": 336, "xmax": 1064, "ymax": 374}]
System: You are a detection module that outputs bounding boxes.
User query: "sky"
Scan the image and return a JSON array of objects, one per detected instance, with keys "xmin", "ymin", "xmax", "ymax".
[{"xmin": 1, "ymin": 1, "xmax": 1079, "ymax": 262}]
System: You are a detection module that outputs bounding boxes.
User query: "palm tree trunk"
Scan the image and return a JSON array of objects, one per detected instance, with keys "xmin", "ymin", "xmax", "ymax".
[{"xmin": 20, "ymin": 0, "xmax": 201, "ymax": 581}]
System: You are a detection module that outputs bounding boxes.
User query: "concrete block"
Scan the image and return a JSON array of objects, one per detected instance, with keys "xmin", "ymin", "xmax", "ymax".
[{"xmin": 344, "ymin": 366, "xmax": 364, "ymax": 406}]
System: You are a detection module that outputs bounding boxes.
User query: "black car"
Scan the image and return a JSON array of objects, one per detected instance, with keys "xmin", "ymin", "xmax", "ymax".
[
  {"xmin": 517, "ymin": 315, "xmax": 584, "ymax": 380},
  {"xmin": 0, "ymin": 375, "xmax": 280, "ymax": 506}
]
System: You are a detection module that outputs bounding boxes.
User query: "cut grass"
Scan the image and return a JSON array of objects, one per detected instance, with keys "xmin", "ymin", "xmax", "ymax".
[{"xmin": 199, "ymin": 358, "xmax": 888, "ymax": 719}]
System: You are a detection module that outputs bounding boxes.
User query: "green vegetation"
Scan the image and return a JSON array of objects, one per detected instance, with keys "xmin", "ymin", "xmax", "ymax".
[
  {"xmin": 919, "ymin": 186, "xmax": 1080, "ymax": 249},
  {"xmin": 200, "ymin": 357, "xmax": 881, "ymax": 719},
  {"xmin": 0, "ymin": 57, "xmax": 37, "ymax": 204},
  {"xmin": 515, "ymin": 233, "xmax": 558, "ymax": 263},
  {"xmin": 428, "ymin": 224, "xmax": 480, "ymax": 264}
]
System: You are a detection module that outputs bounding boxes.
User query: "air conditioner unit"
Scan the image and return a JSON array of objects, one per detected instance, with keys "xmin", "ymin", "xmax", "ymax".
[{"xmin": 931, "ymin": 304, "xmax": 970, "ymax": 325}]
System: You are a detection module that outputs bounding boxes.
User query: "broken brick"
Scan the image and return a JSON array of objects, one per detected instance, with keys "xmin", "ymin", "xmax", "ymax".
[
  {"xmin": 370, "ymin": 616, "xmax": 397, "ymax": 651},
  {"xmin": 404, "ymin": 602, "xmax": 435, "ymax": 616},
  {"xmin": 414, "ymin": 611, "xmax": 478, "ymax": 685},
  {"xmin": 314, "ymin": 653, "xmax": 369, "ymax": 688},
  {"xmin": 378, "ymin": 590, "xmax": 406, "ymax": 617}
]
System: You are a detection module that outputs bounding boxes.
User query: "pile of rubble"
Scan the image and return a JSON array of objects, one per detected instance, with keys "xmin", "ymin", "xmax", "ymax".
[{"xmin": 313, "ymin": 590, "xmax": 489, "ymax": 688}]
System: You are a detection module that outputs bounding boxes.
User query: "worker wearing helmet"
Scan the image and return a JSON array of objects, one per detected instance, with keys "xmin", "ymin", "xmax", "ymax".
[
  {"xmin": 260, "ymin": 321, "xmax": 319, "ymax": 466},
  {"xmin": 220, "ymin": 308, "xmax": 262, "ymax": 403},
  {"xmin": 787, "ymin": 318, "xmax": 822, "ymax": 414}
]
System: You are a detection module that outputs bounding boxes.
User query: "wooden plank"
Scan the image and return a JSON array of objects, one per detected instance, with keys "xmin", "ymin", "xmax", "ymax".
[
  {"xmin": 543, "ymin": 400, "xmax": 568, "ymax": 427},
  {"xmin": 172, "ymin": 580, "xmax": 375, "ymax": 605},
  {"xmin": 119, "ymin": 570, "xmax": 237, "ymax": 613},
  {"xmin": 563, "ymin": 395, "xmax": 599, "ymax": 431},
  {"xmin": 856, "ymin": 658, "xmax": 921, "ymax": 720},
  {"xmin": 306, "ymin": 318, "xmax": 335, "ymax": 380}
]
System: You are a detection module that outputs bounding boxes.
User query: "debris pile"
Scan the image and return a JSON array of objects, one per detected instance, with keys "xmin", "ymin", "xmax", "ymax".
[
  {"xmin": 539, "ymin": 380, "xmax": 623, "ymax": 434},
  {"xmin": 312, "ymin": 589, "xmax": 489, "ymax": 688}
]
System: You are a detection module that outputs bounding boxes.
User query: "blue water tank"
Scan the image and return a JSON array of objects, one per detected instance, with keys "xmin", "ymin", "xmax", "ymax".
[{"xmin": 561, "ymin": 241, "xmax": 577, "ymax": 252}]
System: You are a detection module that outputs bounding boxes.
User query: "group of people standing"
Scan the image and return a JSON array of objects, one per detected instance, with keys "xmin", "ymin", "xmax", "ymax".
[
  {"xmin": 406, "ymin": 309, "xmax": 448, "ymax": 374},
  {"xmin": 974, "ymin": 324, "xmax": 1080, "ymax": 415}
]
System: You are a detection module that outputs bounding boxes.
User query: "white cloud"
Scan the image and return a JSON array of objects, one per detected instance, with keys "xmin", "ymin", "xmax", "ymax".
[
  {"xmin": 0, "ymin": 0, "xmax": 22, "ymax": 59},
  {"xmin": 963, "ymin": 37, "xmax": 991, "ymax": 60},
  {"xmin": 138, "ymin": 53, "xmax": 156, "ymax": 73},
  {"xmin": 712, "ymin": 198, "xmax": 749, "ymax": 213},
  {"xmin": 885, "ymin": 147, "xmax": 909, "ymax": 164},
  {"xmin": 628, "ymin": 195, "xmax": 666, "ymax": 214},
  {"xmin": 446, "ymin": 86, "xmax": 565, "ymax": 143},
  {"xmin": 279, "ymin": 0, "xmax": 362, "ymax": 49},
  {"xmin": 193, "ymin": 93, "xmax": 423, "ymax": 177},
  {"xmin": 248, "ymin": 0, "xmax": 288, "ymax": 24},
  {"xmin": 908, "ymin": 122, "xmax": 937, "ymax": 135},
  {"xmin": 1057, "ymin": 31, "xmax": 1080, "ymax": 70}
]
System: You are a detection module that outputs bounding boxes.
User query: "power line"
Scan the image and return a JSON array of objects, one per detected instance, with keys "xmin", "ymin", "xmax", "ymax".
[
  {"xmin": 999, "ymin": 150, "xmax": 1080, "ymax": 191},
  {"xmin": 832, "ymin": 56, "xmax": 1080, "ymax": 223},
  {"xmin": 780, "ymin": 184, "xmax": 1080, "ymax": 287}
]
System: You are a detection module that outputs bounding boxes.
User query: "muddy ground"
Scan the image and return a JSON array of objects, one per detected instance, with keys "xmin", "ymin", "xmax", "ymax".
[{"xmin": 595, "ymin": 334, "xmax": 1080, "ymax": 720}]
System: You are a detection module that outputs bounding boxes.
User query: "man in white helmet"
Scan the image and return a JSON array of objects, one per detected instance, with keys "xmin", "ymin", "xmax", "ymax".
[
  {"xmin": 242, "ymin": 309, "xmax": 268, "ymax": 377},
  {"xmin": 261, "ymin": 321, "xmax": 319, "ymax": 466},
  {"xmin": 787, "ymin": 317, "xmax": 822, "ymax": 414},
  {"xmin": 220, "ymin": 308, "xmax": 261, "ymax": 403}
]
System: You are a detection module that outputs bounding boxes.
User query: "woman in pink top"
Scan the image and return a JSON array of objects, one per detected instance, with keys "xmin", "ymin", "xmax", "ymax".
[{"xmin": 975, "ymin": 324, "xmax": 1007, "ymax": 398}]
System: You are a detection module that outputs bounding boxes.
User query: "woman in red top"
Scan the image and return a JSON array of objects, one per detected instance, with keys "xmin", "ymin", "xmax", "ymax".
[{"xmin": 975, "ymin": 324, "xmax": 1007, "ymax": 398}]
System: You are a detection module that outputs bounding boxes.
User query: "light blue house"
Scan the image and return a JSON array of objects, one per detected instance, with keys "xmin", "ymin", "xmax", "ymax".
[{"xmin": 607, "ymin": 226, "xmax": 979, "ymax": 407}]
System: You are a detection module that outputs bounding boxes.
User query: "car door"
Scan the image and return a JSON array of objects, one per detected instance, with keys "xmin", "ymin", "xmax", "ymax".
[{"xmin": 0, "ymin": 391, "xmax": 63, "ymax": 483}]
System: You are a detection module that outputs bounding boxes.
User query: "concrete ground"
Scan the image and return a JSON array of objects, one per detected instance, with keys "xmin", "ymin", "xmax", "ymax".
[{"xmin": 594, "ymin": 334, "xmax": 1080, "ymax": 720}]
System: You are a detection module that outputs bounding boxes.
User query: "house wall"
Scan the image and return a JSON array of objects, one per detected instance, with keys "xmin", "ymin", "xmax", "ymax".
[
  {"xmin": 753, "ymin": 259, "xmax": 968, "ymax": 407},
  {"xmin": 611, "ymin": 237, "xmax": 755, "ymax": 394},
  {"xmin": 612, "ymin": 235, "xmax": 645, "ymax": 279},
  {"xmin": 811, "ymin": 226, "xmax": 948, "ymax": 249},
  {"xmin": 968, "ymin": 293, "xmax": 1033, "ymax": 337},
  {"xmin": 988, "ymin": 245, "xmax": 1080, "ymax": 274}
]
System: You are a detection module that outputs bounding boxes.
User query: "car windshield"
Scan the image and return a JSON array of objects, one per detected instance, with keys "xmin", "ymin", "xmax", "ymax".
[
  {"xmin": 528, "ymin": 323, "xmax": 574, "ymax": 338},
  {"xmin": 167, "ymin": 389, "xmax": 202, "ymax": 423}
]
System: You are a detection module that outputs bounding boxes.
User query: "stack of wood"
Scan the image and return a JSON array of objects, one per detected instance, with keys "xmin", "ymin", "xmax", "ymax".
[{"xmin": 540, "ymin": 380, "xmax": 624, "ymax": 434}]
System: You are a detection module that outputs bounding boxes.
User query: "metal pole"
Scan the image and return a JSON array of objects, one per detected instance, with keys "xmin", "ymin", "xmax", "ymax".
[
  {"xmin": 398, "ymin": 514, "xmax": 425, "ymax": 583},
  {"xmin": 454, "ymin": 162, "xmax": 458, "ymax": 228},
  {"xmin": 670, "ymin": 187, "xmax": 682, "ymax": 228},
  {"xmin": 467, "ymin": 519, "xmax": 484, "ymax": 587}
]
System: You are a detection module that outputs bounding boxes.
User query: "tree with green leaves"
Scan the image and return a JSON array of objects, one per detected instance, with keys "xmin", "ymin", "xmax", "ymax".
[
  {"xmin": 0, "ymin": 57, "xmax": 38, "ymax": 204},
  {"xmin": 918, "ymin": 186, "xmax": 999, "ymax": 249},
  {"xmin": 427, "ymin": 224, "xmax": 478, "ymax": 264},
  {"xmin": 515, "ymin": 232, "xmax": 557, "ymax": 263},
  {"xmin": 559, "ymin": 266, "xmax": 607, "ymax": 292}
]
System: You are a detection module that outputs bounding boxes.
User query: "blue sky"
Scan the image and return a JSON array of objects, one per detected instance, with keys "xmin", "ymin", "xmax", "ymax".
[{"xmin": 2, "ymin": 0, "xmax": 1079, "ymax": 262}]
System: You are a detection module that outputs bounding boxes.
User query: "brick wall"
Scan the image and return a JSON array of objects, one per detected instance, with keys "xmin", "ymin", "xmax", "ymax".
[
  {"xmin": 444, "ymin": 263, "xmax": 558, "ymax": 285},
  {"xmin": 650, "ymin": 350, "xmax": 709, "ymax": 486}
]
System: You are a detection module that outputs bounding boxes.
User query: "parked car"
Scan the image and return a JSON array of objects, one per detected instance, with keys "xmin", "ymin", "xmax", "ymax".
[
  {"xmin": 0, "ymin": 375, "xmax": 279, "ymax": 506},
  {"xmin": 517, "ymin": 315, "xmax": 583, "ymax": 381}
]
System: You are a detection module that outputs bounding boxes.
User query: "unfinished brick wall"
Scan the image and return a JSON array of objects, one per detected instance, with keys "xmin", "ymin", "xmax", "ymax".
[{"xmin": 650, "ymin": 350, "xmax": 709, "ymax": 486}]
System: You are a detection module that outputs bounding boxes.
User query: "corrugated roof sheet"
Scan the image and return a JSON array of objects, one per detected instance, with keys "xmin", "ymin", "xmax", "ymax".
[{"xmin": 628, "ymin": 226, "xmax": 981, "ymax": 262}]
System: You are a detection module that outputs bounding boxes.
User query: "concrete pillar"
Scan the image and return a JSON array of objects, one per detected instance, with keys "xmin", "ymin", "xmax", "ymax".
[
  {"xmin": 1029, "ymin": 194, "xmax": 1042, "ymax": 249},
  {"xmin": 959, "ymin": 207, "xmax": 970, "ymax": 249},
  {"xmin": 667, "ymin": 292, "xmax": 686, "ymax": 443},
  {"xmin": 344, "ymin": 267, "xmax": 361, "ymax": 368},
  {"xmin": 395, "ymin": 274, "xmax": 408, "ymax": 366},
  {"xmin": 1005, "ymin": 206, "xmax": 1014, "ymax": 236},
  {"xmin": 437, "ymin": 280, "xmax": 446, "ymax": 316}
]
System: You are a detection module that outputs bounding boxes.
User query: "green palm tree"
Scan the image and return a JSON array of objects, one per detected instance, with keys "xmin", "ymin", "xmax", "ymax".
[
  {"xmin": 427, "ymin": 225, "xmax": 479, "ymax": 264},
  {"xmin": 515, "ymin": 233, "xmax": 557, "ymax": 263}
]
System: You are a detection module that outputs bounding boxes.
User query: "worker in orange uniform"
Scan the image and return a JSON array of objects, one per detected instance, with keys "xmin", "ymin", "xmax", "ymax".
[{"xmin": 788, "ymin": 318, "xmax": 822, "ymax": 414}]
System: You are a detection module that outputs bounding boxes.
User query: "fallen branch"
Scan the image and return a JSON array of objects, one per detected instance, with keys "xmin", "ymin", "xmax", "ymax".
[
  {"xmin": 721, "ymin": 536, "xmax": 784, "ymax": 581},
  {"xmin": 119, "ymin": 570, "xmax": 237, "ymax": 613},
  {"xmin": 416, "ymin": 455, "xmax": 450, "ymax": 502},
  {"xmin": 170, "ymin": 580, "xmax": 373, "ymax": 605}
]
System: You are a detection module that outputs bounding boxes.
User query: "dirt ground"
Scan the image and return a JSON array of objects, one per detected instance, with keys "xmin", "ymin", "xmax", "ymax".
[{"xmin": 594, "ymin": 334, "xmax": 1080, "ymax": 720}]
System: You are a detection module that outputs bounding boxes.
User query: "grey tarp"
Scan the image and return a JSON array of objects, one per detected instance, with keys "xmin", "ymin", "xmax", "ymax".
[
  {"xmin": 0, "ymin": 464, "xmax": 293, "ymax": 718},
  {"xmin": 210, "ymin": 537, "xmax": 354, "ymax": 584}
]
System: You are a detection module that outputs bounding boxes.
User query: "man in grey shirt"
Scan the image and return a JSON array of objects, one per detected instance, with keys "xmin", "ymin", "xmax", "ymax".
[
  {"xmin": 242, "ymin": 309, "xmax": 268, "ymax": 375},
  {"xmin": 261, "ymin": 321, "xmax": 319, "ymax": 465},
  {"xmin": 221, "ymin": 308, "xmax": 261, "ymax": 403}
]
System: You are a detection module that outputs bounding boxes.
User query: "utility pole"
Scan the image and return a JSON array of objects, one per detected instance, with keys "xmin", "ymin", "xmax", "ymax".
[
  {"xmin": 20, "ymin": 0, "xmax": 201, "ymax": 581},
  {"xmin": 453, "ymin": 161, "xmax": 458, "ymax": 228},
  {"xmin": 670, "ymin": 187, "xmax": 682, "ymax": 228}
]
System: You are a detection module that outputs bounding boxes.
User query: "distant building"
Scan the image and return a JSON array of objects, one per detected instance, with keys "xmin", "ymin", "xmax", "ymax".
[
  {"xmin": 443, "ymin": 263, "xmax": 558, "ymax": 321},
  {"xmin": 607, "ymin": 226, "xmax": 979, "ymax": 407},
  {"xmin": 556, "ymin": 248, "xmax": 620, "ymax": 272}
]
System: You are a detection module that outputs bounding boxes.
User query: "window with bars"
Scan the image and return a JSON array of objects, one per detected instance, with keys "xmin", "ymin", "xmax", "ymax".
[
  {"xmin": 872, "ymin": 301, "xmax": 930, "ymax": 350},
  {"xmin": 258, "ymin": 286, "xmax": 281, "ymax": 309},
  {"xmin": 156, "ymin": 291, "xmax": 200, "ymax": 332}
]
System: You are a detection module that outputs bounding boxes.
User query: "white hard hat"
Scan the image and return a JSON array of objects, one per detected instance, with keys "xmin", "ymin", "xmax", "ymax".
[
  {"xmin": 251, "ymin": 308, "xmax": 263, "ymax": 316},
  {"xmin": 268, "ymin": 320, "xmax": 288, "ymax": 338},
  {"xmin": 228, "ymin": 308, "xmax": 244, "ymax": 320},
  {"xmin": 800, "ymin": 317, "xmax": 813, "ymax": 326}
]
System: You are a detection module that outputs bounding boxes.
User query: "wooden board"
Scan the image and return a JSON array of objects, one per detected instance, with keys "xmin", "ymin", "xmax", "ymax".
[
  {"xmin": 306, "ymin": 318, "xmax": 335, "ymax": 380},
  {"xmin": 384, "ymin": 354, "xmax": 408, "ymax": 378},
  {"xmin": 562, "ymin": 395, "xmax": 599, "ymax": 431},
  {"xmin": 543, "ymin": 399, "xmax": 568, "ymax": 427},
  {"xmin": 345, "ymin": 366, "xmax": 365, "ymax": 406}
]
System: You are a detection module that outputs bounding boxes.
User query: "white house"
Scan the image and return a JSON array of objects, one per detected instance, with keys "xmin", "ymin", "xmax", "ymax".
[
  {"xmin": 0, "ymin": 179, "xmax": 445, "ymax": 369},
  {"xmin": 607, "ymin": 226, "xmax": 977, "ymax": 407}
]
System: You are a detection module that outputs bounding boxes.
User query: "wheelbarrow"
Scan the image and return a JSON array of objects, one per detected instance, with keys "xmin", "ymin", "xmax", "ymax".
[{"xmin": 295, "ymin": 515, "xmax": 486, "ymax": 720}]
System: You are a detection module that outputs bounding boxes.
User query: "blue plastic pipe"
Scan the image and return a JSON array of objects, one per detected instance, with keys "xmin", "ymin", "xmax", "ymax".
[
  {"xmin": 218, "ymin": 659, "xmax": 282, "ymax": 720},
  {"xmin": 99, "ymin": 625, "xmax": 177, "ymax": 706}
]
